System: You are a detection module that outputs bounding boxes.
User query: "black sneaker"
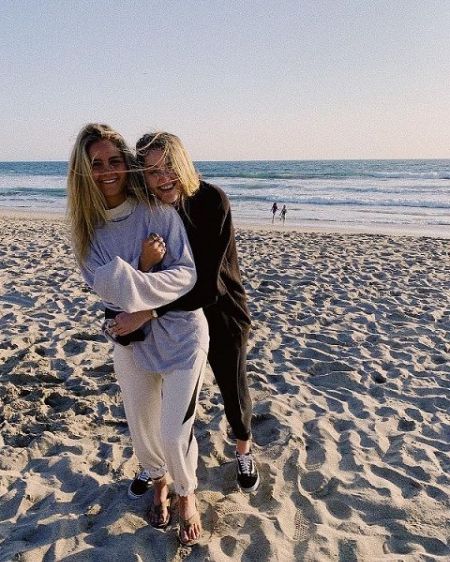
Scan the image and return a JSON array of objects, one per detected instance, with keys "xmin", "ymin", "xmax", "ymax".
[
  {"xmin": 128, "ymin": 469, "xmax": 152, "ymax": 499},
  {"xmin": 236, "ymin": 452, "xmax": 260, "ymax": 492}
]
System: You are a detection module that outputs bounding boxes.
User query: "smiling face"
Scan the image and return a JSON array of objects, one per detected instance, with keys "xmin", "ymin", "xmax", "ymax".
[
  {"xmin": 143, "ymin": 149, "xmax": 181, "ymax": 205},
  {"xmin": 88, "ymin": 139, "xmax": 128, "ymax": 208}
]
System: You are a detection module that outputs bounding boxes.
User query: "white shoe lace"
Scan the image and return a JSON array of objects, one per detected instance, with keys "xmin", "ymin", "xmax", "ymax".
[
  {"xmin": 137, "ymin": 469, "xmax": 151, "ymax": 481},
  {"xmin": 237, "ymin": 453, "xmax": 253, "ymax": 475}
]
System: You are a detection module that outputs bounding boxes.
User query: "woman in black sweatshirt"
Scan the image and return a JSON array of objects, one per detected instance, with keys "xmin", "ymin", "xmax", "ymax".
[{"xmin": 117, "ymin": 132, "xmax": 260, "ymax": 502}]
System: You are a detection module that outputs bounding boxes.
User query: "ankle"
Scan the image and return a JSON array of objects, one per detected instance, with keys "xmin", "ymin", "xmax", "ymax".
[
  {"xmin": 153, "ymin": 476, "xmax": 170, "ymax": 501},
  {"xmin": 236, "ymin": 439, "xmax": 251, "ymax": 455},
  {"xmin": 179, "ymin": 493, "xmax": 196, "ymax": 515}
]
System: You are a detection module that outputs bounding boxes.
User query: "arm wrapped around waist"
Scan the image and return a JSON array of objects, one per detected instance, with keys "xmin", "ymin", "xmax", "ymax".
[{"xmin": 103, "ymin": 307, "xmax": 146, "ymax": 346}]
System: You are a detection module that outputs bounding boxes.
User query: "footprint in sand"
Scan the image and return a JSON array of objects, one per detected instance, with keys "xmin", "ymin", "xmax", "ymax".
[
  {"xmin": 384, "ymin": 535, "xmax": 449, "ymax": 557},
  {"xmin": 292, "ymin": 509, "xmax": 312, "ymax": 542},
  {"xmin": 404, "ymin": 407, "xmax": 424, "ymax": 422},
  {"xmin": 73, "ymin": 331, "xmax": 105, "ymax": 342},
  {"xmin": 30, "ymin": 312, "xmax": 55, "ymax": 320},
  {"xmin": 63, "ymin": 339, "xmax": 87, "ymax": 355},
  {"xmin": 304, "ymin": 439, "xmax": 326, "ymax": 469},
  {"xmin": 0, "ymin": 292, "xmax": 36, "ymax": 308},
  {"xmin": 369, "ymin": 465, "xmax": 423, "ymax": 498},
  {"xmin": 300, "ymin": 470, "xmax": 327, "ymax": 494},
  {"xmin": 373, "ymin": 372, "xmax": 387, "ymax": 383},
  {"xmin": 300, "ymin": 471, "xmax": 339, "ymax": 499},
  {"xmin": 44, "ymin": 392, "xmax": 76, "ymax": 412},
  {"xmin": 252, "ymin": 412, "xmax": 285, "ymax": 446},
  {"xmin": 397, "ymin": 418, "xmax": 416, "ymax": 431},
  {"xmin": 326, "ymin": 498, "xmax": 352, "ymax": 520},
  {"xmin": 221, "ymin": 535, "xmax": 239, "ymax": 556}
]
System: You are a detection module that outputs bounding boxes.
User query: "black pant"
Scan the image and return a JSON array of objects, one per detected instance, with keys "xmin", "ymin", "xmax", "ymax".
[{"xmin": 206, "ymin": 309, "xmax": 252, "ymax": 441}]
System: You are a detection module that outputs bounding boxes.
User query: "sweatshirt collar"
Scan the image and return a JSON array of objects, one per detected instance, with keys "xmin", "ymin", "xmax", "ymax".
[{"xmin": 105, "ymin": 198, "xmax": 137, "ymax": 222}]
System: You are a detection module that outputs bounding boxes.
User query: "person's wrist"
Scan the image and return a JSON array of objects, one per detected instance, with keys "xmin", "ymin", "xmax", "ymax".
[{"xmin": 141, "ymin": 309, "xmax": 157, "ymax": 322}]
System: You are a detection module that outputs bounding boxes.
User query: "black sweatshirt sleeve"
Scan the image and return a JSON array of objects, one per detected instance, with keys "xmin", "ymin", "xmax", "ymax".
[{"xmin": 155, "ymin": 185, "xmax": 232, "ymax": 316}]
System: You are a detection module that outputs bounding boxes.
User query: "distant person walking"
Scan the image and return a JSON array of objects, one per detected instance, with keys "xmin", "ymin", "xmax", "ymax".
[
  {"xmin": 271, "ymin": 202, "xmax": 278, "ymax": 223},
  {"xmin": 280, "ymin": 205, "xmax": 287, "ymax": 225}
]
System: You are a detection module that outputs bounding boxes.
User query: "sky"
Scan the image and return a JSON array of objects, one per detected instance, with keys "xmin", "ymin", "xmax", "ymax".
[{"xmin": 1, "ymin": 0, "xmax": 450, "ymax": 161}]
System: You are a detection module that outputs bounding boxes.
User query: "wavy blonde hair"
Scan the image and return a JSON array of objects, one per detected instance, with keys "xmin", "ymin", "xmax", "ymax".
[
  {"xmin": 135, "ymin": 131, "xmax": 200, "ymax": 199},
  {"xmin": 67, "ymin": 123, "xmax": 146, "ymax": 262}
]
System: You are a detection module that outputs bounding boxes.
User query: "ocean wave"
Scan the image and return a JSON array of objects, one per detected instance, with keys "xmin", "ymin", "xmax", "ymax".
[
  {"xmin": 2, "ymin": 161, "xmax": 449, "ymax": 182},
  {"xmin": 203, "ymin": 171, "xmax": 450, "ymax": 181},
  {"xmin": 228, "ymin": 193, "xmax": 450, "ymax": 210},
  {"xmin": 1, "ymin": 160, "xmax": 449, "ymax": 232},
  {"xmin": 198, "ymin": 159, "xmax": 450, "ymax": 181},
  {"xmin": 0, "ymin": 162, "xmax": 67, "ymax": 176},
  {"xmin": 0, "ymin": 187, "xmax": 66, "ymax": 198}
]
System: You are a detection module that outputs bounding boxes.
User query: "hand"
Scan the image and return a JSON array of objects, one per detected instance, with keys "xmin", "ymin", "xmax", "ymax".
[
  {"xmin": 112, "ymin": 311, "xmax": 154, "ymax": 336},
  {"xmin": 139, "ymin": 233, "xmax": 166, "ymax": 271}
]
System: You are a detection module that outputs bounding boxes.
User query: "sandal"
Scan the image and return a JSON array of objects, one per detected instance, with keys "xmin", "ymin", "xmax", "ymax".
[
  {"xmin": 178, "ymin": 504, "xmax": 202, "ymax": 546},
  {"xmin": 148, "ymin": 474, "xmax": 172, "ymax": 529},
  {"xmin": 148, "ymin": 497, "xmax": 172, "ymax": 529}
]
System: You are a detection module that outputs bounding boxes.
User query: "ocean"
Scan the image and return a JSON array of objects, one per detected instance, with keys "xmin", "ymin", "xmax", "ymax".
[{"xmin": 0, "ymin": 160, "xmax": 449, "ymax": 236}]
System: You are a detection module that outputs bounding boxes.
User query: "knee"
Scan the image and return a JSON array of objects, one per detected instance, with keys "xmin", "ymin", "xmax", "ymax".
[{"xmin": 160, "ymin": 428, "xmax": 185, "ymax": 451}]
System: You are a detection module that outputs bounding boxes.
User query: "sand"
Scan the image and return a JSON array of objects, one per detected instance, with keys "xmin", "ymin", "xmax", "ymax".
[{"xmin": 0, "ymin": 214, "xmax": 449, "ymax": 561}]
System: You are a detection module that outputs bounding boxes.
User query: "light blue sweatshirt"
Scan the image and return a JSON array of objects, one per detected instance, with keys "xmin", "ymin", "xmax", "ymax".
[{"xmin": 79, "ymin": 199, "xmax": 209, "ymax": 372}]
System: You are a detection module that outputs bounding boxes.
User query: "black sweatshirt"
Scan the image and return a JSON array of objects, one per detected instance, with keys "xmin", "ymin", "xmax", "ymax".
[{"xmin": 156, "ymin": 181, "xmax": 251, "ymax": 331}]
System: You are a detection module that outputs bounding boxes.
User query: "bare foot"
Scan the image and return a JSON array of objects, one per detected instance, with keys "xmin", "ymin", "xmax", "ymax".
[
  {"xmin": 178, "ymin": 494, "xmax": 202, "ymax": 544},
  {"xmin": 149, "ymin": 474, "xmax": 171, "ymax": 528}
]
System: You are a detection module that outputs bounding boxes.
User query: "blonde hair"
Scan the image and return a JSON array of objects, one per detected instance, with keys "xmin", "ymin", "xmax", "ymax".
[
  {"xmin": 135, "ymin": 131, "xmax": 200, "ymax": 199},
  {"xmin": 67, "ymin": 123, "xmax": 146, "ymax": 262}
]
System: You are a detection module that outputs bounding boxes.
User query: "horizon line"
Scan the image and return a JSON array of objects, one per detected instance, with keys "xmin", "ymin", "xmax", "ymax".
[{"xmin": 2, "ymin": 157, "xmax": 450, "ymax": 164}]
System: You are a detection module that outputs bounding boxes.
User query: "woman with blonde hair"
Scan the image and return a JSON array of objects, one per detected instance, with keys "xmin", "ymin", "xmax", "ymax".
[
  {"xmin": 67, "ymin": 123, "xmax": 208, "ymax": 545},
  {"xmin": 114, "ymin": 131, "xmax": 260, "ymax": 496}
]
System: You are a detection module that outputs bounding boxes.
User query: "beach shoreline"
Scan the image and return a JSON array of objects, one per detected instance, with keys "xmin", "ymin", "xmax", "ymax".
[
  {"xmin": 0, "ymin": 214, "xmax": 449, "ymax": 560},
  {"xmin": 0, "ymin": 206, "xmax": 448, "ymax": 239}
]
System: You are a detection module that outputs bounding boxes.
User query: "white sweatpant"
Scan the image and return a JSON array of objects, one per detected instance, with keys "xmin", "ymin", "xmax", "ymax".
[{"xmin": 113, "ymin": 345, "xmax": 206, "ymax": 496}]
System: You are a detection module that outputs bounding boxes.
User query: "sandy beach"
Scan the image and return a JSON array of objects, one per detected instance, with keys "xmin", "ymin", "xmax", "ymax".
[{"xmin": 0, "ymin": 213, "xmax": 449, "ymax": 561}]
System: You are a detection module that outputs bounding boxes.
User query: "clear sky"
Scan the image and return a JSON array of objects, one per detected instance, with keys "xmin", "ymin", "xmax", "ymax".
[{"xmin": 1, "ymin": 0, "xmax": 449, "ymax": 160}]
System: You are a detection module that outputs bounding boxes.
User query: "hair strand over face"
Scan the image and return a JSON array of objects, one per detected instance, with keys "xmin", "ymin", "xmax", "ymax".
[
  {"xmin": 135, "ymin": 131, "xmax": 200, "ymax": 201},
  {"xmin": 67, "ymin": 123, "xmax": 146, "ymax": 262}
]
